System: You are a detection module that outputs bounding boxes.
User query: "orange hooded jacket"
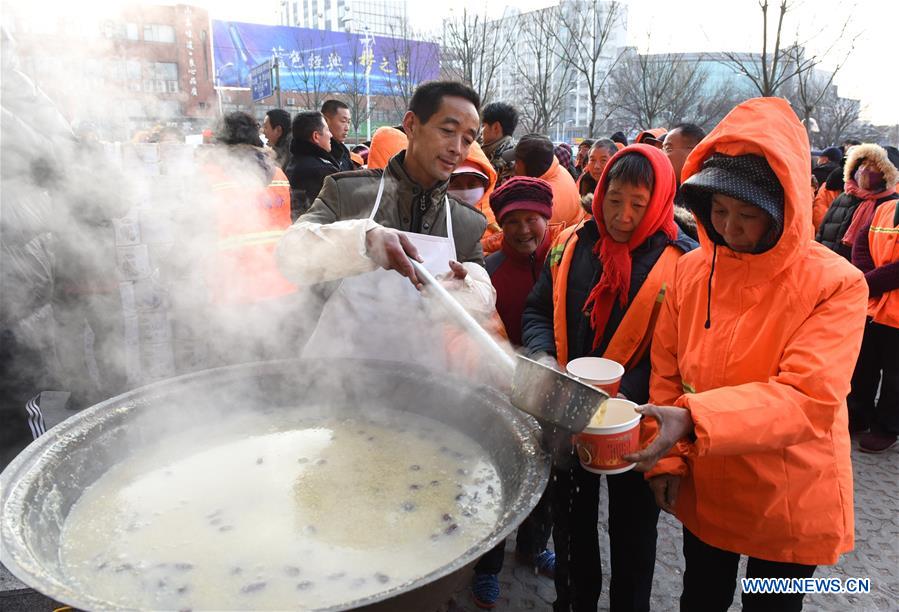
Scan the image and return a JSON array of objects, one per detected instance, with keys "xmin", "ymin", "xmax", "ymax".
[
  {"xmin": 540, "ymin": 156, "xmax": 586, "ymax": 229},
  {"xmin": 866, "ymin": 200, "xmax": 899, "ymax": 327},
  {"xmin": 458, "ymin": 141, "xmax": 500, "ymax": 251},
  {"xmin": 367, "ymin": 126, "xmax": 408, "ymax": 170},
  {"xmin": 646, "ymin": 98, "xmax": 868, "ymax": 565}
]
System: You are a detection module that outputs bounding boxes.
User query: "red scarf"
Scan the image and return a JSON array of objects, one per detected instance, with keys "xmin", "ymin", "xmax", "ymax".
[
  {"xmin": 841, "ymin": 179, "xmax": 897, "ymax": 246},
  {"xmin": 585, "ymin": 144, "xmax": 678, "ymax": 351}
]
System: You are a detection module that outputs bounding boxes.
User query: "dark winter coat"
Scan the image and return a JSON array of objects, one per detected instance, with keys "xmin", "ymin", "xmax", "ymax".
[
  {"xmin": 521, "ymin": 220, "xmax": 696, "ymax": 404},
  {"xmin": 286, "ymin": 139, "xmax": 342, "ymax": 220},
  {"xmin": 329, "ymin": 137, "xmax": 355, "ymax": 173},
  {"xmin": 816, "ymin": 192, "xmax": 899, "ymax": 260},
  {"xmin": 812, "ymin": 161, "xmax": 839, "ymax": 187}
]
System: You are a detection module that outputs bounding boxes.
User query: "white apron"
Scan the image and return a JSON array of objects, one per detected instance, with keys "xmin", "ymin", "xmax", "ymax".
[{"xmin": 301, "ymin": 174, "xmax": 457, "ymax": 368}]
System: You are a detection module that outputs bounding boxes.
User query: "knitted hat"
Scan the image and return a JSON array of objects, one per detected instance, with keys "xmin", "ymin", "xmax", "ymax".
[
  {"xmin": 555, "ymin": 143, "xmax": 573, "ymax": 168},
  {"xmin": 679, "ymin": 153, "xmax": 785, "ymax": 250},
  {"xmin": 489, "ymin": 176, "xmax": 554, "ymax": 224}
]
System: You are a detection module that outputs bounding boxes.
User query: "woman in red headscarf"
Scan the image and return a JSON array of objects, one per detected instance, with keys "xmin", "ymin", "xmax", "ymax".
[{"xmin": 521, "ymin": 144, "xmax": 697, "ymax": 612}]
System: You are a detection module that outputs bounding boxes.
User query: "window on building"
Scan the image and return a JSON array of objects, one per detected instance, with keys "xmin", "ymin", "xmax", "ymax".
[
  {"xmin": 143, "ymin": 24, "xmax": 176, "ymax": 43},
  {"xmin": 150, "ymin": 62, "xmax": 178, "ymax": 80},
  {"xmin": 126, "ymin": 23, "xmax": 139, "ymax": 40},
  {"xmin": 126, "ymin": 60, "xmax": 141, "ymax": 80}
]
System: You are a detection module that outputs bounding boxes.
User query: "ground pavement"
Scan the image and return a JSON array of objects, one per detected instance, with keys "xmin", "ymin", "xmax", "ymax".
[{"xmin": 449, "ymin": 442, "xmax": 899, "ymax": 612}]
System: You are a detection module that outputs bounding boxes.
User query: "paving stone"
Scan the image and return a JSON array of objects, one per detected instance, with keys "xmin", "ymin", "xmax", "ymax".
[{"xmin": 451, "ymin": 443, "xmax": 899, "ymax": 611}]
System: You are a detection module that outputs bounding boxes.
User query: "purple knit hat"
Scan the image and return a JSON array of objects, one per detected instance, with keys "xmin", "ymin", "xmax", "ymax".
[
  {"xmin": 554, "ymin": 143, "xmax": 573, "ymax": 169},
  {"xmin": 489, "ymin": 176, "xmax": 554, "ymax": 224}
]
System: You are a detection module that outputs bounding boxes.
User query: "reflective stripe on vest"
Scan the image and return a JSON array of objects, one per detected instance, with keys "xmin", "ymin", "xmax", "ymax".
[
  {"xmin": 550, "ymin": 230, "xmax": 682, "ymax": 369},
  {"xmin": 218, "ymin": 230, "xmax": 286, "ymax": 251},
  {"xmin": 867, "ymin": 201, "xmax": 899, "ymax": 328}
]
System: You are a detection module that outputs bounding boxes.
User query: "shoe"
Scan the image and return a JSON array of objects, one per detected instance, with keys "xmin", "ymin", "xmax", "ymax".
[
  {"xmin": 534, "ymin": 549, "xmax": 556, "ymax": 579},
  {"xmin": 859, "ymin": 431, "xmax": 898, "ymax": 453},
  {"xmin": 471, "ymin": 573, "xmax": 500, "ymax": 609},
  {"xmin": 848, "ymin": 417, "xmax": 870, "ymax": 434}
]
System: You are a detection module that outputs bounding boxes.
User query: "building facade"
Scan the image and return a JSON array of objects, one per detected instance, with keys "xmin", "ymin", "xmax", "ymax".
[
  {"xmin": 279, "ymin": 0, "xmax": 408, "ymax": 38},
  {"xmin": 4, "ymin": 3, "xmax": 217, "ymax": 141},
  {"xmin": 487, "ymin": 0, "xmax": 628, "ymax": 143}
]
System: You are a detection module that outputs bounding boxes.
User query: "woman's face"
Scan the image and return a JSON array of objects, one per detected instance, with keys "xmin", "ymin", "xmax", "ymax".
[
  {"xmin": 501, "ymin": 210, "xmax": 548, "ymax": 255},
  {"xmin": 855, "ymin": 160, "xmax": 885, "ymax": 191},
  {"xmin": 601, "ymin": 179, "xmax": 650, "ymax": 243},
  {"xmin": 588, "ymin": 148, "xmax": 612, "ymax": 181},
  {"xmin": 710, "ymin": 193, "xmax": 774, "ymax": 253}
]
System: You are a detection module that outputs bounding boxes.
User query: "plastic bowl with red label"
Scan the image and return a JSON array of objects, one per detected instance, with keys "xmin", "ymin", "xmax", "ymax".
[{"xmin": 574, "ymin": 398, "xmax": 641, "ymax": 475}]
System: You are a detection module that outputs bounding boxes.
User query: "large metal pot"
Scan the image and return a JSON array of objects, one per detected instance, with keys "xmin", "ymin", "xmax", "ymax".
[{"xmin": 1, "ymin": 359, "xmax": 550, "ymax": 611}]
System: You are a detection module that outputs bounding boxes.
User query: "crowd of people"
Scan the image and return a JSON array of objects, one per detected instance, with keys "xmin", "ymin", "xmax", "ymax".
[
  {"xmin": 270, "ymin": 82, "xmax": 897, "ymax": 612},
  {"xmin": 3, "ymin": 73, "xmax": 897, "ymax": 612}
]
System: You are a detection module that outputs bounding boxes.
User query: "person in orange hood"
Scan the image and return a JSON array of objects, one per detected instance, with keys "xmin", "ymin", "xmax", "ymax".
[
  {"xmin": 367, "ymin": 125, "xmax": 407, "ymax": 170},
  {"xmin": 623, "ymin": 98, "xmax": 868, "ymax": 612},
  {"xmin": 635, "ymin": 128, "xmax": 667, "ymax": 148},
  {"xmin": 502, "ymin": 133, "xmax": 585, "ymax": 229},
  {"xmin": 448, "ymin": 141, "xmax": 501, "ymax": 253},
  {"xmin": 522, "ymin": 144, "xmax": 697, "ymax": 612}
]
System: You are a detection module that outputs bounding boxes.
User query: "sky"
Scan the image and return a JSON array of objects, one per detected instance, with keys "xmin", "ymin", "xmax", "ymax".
[{"xmin": 11, "ymin": 0, "xmax": 897, "ymax": 125}]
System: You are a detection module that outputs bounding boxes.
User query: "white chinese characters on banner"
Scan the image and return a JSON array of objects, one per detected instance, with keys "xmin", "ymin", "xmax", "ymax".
[{"xmin": 184, "ymin": 7, "xmax": 197, "ymax": 97}]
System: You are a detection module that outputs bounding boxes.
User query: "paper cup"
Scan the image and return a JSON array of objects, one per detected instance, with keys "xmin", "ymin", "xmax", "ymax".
[
  {"xmin": 574, "ymin": 398, "xmax": 640, "ymax": 475},
  {"xmin": 566, "ymin": 357, "xmax": 625, "ymax": 396}
]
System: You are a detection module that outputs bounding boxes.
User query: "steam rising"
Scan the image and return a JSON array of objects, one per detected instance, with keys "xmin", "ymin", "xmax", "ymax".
[{"xmin": 1, "ymin": 7, "xmax": 515, "ymax": 459}]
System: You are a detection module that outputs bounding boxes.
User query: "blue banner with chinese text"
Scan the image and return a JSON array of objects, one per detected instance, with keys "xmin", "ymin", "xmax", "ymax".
[{"xmin": 211, "ymin": 20, "xmax": 440, "ymax": 96}]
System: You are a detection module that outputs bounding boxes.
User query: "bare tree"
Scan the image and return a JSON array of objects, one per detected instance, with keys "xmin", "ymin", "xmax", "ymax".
[
  {"xmin": 336, "ymin": 33, "xmax": 372, "ymax": 140},
  {"xmin": 441, "ymin": 7, "xmax": 515, "ymax": 106},
  {"xmin": 815, "ymin": 94, "xmax": 861, "ymax": 147},
  {"xmin": 679, "ymin": 77, "xmax": 743, "ymax": 132},
  {"xmin": 547, "ymin": 0, "xmax": 622, "ymax": 138},
  {"xmin": 787, "ymin": 39, "xmax": 858, "ymax": 142},
  {"xmin": 515, "ymin": 7, "xmax": 578, "ymax": 134},
  {"xmin": 610, "ymin": 49, "xmax": 708, "ymax": 130},
  {"xmin": 283, "ymin": 30, "xmax": 338, "ymax": 110},
  {"xmin": 383, "ymin": 18, "xmax": 442, "ymax": 124},
  {"xmin": 721, "ymin": 0, "xmax": 856, "ymax": 99}
]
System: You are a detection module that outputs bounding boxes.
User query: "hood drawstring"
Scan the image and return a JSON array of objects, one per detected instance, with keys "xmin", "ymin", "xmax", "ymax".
[{"xmin": 704, "ymin": 243, "xmax": 718, "ymax": 329}]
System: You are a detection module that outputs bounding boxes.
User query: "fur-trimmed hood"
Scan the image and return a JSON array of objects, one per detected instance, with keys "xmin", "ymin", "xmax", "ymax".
[{"xmin": 843, "ymin": 143, "xmax": 899, "ymax": 187}]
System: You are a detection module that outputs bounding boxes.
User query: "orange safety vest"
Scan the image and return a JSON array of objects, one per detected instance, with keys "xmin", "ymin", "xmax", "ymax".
[
  {"xmin": 548, "ymin": 223, "xmax": 682, "ymax": 368},
  {"xmin": 211, "ymin": 167, "xmax": 296, "ymax": 305},
  {"xmin": 867, "ymin": 200, "xmax": 899, "ymax": 328}
]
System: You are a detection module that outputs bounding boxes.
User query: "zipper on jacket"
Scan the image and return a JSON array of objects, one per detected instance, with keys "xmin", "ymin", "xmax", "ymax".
[{"xmin": 704, "ymin": 243, "xmax": 718, "ymax": 329}]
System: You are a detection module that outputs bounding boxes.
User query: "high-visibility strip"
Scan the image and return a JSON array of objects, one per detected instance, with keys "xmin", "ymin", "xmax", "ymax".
[
  {"xmin": 218, "ymin": 230, "xmax": 287, "ymax": 251},
  {"xmin": 869, "ymin": 226, "xmax": 899, "ymax": 234},
  {"xmin": 269, "ymin": 180, "xmax": 291, "ymax": 187}
]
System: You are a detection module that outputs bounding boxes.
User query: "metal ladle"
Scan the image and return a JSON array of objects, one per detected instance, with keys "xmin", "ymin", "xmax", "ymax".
[{"xmin": 411, "ymin": 260, "xmax": 608, "ymax": 432}]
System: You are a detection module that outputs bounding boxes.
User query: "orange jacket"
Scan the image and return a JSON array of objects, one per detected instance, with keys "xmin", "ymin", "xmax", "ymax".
[
  {"xmin": 367, "ymin": 126, "xmax": 408, "ymax": 170},
  {"xmin": 812, "ymin": 186, "xmax": 840, "ymax": 231},
  {"xmin": 548, "ymin": 219, "xmax": 683, "ymax": 368},
  {"xmin": 540, "ymin": 156, "xmax": 586, "ymax": 229},
  {"xmin": 207, "ymin": 163, "xmax": 296, "ymax": 304},
  {"xmin": 866, "ymin": 200, "xmax": 899, "ymax": 327},
  {"xmin": 460, "ymin": 142, "xmax": 501, "ymax": 253},
  {"xmin": 646, "ymin": 98, "xmax": 868, "ymax": 565}
]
